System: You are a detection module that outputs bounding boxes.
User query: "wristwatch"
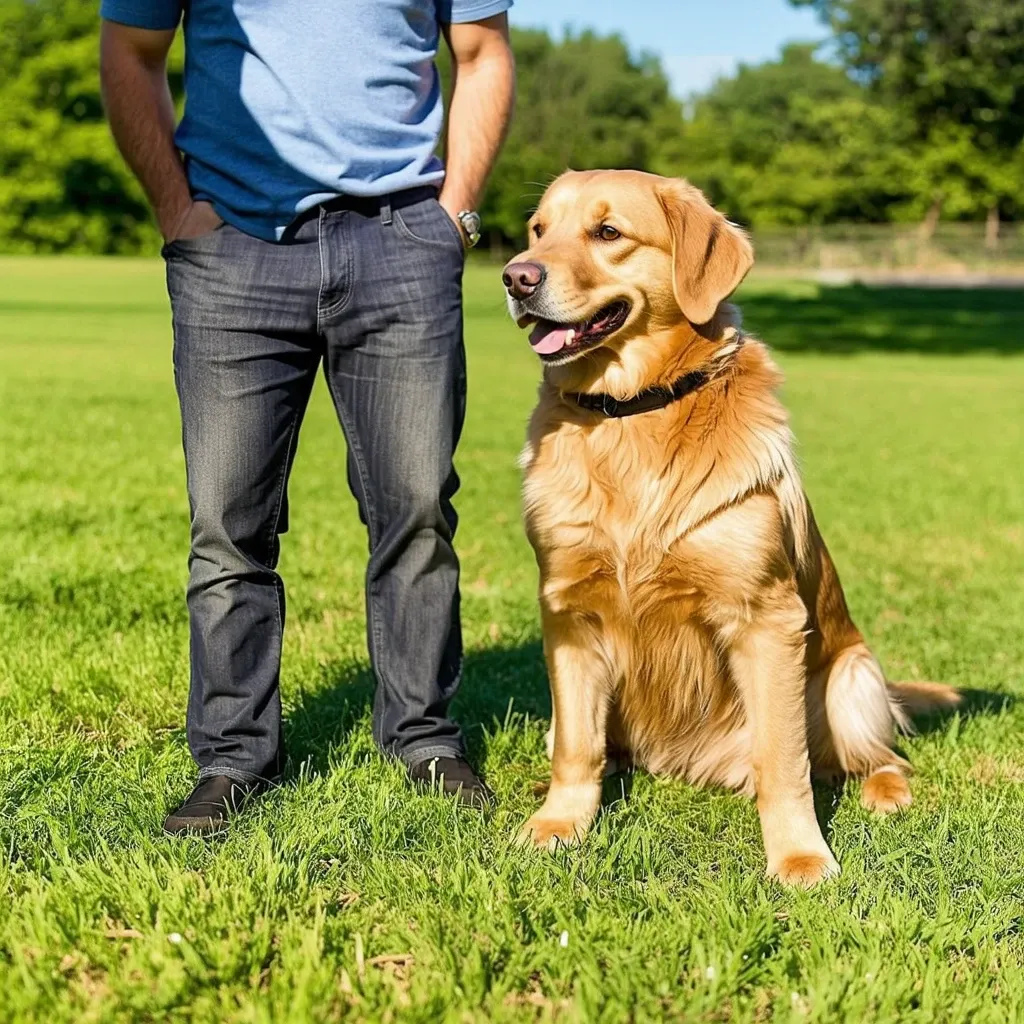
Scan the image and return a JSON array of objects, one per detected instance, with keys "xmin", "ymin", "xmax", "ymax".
[{"xmin": 456, "ymin": 210, "xmax": 482, "ymax": 248}]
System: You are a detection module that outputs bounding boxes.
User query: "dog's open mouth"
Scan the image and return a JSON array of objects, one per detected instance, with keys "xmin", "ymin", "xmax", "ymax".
[{"xmin": 527, "ymin": 301, "xmax": 631, "ymax": 362}]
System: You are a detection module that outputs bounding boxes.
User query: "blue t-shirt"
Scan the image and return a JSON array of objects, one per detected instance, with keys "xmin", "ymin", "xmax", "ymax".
[{"xmin": 101, "ymin": 0, "xmax": 512, "ymax": 240}]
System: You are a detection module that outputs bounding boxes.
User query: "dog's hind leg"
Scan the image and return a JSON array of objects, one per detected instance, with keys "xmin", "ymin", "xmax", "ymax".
[
  {"xmin": 860, "ymin": 764, "xmax": 912, "ymax": 813},
  {"xmin": 820, "ymin": 643, "xmax": 912, "ymax": 813}
]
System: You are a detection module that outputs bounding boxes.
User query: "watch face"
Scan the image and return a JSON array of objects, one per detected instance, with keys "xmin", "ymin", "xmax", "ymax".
[{"xmin": 461, "ymin": 212, "xmax": 481, "ymax": 236}]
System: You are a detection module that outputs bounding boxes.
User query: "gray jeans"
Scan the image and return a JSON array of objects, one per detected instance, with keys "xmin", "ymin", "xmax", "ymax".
[{"xmin": 164, "ymin": 188, "xmax": 467, "ymax": 783}]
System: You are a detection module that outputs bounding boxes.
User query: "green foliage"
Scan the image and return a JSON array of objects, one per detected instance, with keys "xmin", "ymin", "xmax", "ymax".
[
  {"xmin": 0, "ymin": 35, "xmax": 153, "ymax": 253},
  {"xmin": 0, "ymin": 0, "xmax": 96, "ymax": 76},
  {"xmin": 793, "ymin": 0, "xmax": 1024, "ymax": 218},
  {"xmin": 0, "ymin": 0, "xmax": 179, "ymax": 254},
  {"xmin": 664, "ymin": 44, "xmax": 915, "ymax": 226},
  {"xmin": 0, "ymin": 0, "xmax": 153, "ymax": 252}
]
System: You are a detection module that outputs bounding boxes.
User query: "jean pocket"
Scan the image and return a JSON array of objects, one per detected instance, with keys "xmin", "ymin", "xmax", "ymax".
[
  {"xmin": 393, "ymin": 199, "xmax": 465, "ymax": 252},
  {"xmin": 161, "ymin": 221, "xmax": 230, "ymax": 260}
]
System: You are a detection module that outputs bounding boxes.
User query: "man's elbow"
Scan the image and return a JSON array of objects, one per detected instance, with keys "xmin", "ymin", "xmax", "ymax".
[
  {"xmin": 448, "ymin": 13, "xmax": 514, "ymax": 74},
  {"xmin": 457, "ymin": 37, "xmax": 516, "ymax": 81}
]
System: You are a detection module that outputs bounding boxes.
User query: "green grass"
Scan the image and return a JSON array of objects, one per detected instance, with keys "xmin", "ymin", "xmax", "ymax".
[{"xmin": 1, "ymin": 257, "xmax": 1023, "ymax": 1022}]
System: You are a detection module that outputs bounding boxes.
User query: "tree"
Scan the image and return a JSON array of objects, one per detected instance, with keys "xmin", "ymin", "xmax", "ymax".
[
  {"xmin": 0, "ymin": 0, "xmax": 184, "ymax": 254},
  {"xmin": 792, "ymin": 0, "xmax": 1024, "ymax": 232},
  {"xmin": 661, "ymin": 44, "xmax": 911, "ymax": 227}
]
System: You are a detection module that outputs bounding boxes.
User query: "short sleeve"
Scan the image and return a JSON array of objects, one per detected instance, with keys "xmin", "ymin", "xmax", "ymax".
[
  {"xmin": 441, "ymin": 0, "xmax": 512, "ymax": 25},
  {"xmin": 100, "ymin": 0, "xmax": 183, "ymax": 31}
]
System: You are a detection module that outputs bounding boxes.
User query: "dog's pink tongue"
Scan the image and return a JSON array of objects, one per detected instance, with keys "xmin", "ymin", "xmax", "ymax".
[{"xmin": 529, "ymin": 321, "xmax": 570, "ymax": 355}]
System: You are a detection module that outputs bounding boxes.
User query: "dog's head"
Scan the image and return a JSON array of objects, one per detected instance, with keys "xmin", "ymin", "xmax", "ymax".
[{"xmin": 503, "ymin": 170, "xmax": 753, "ymax": 371}]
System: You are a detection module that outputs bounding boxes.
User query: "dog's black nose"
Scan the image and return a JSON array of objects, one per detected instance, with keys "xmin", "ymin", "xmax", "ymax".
[{"xmin": 502, "ymin": 261, "xmax": 546, "ymax": 300}]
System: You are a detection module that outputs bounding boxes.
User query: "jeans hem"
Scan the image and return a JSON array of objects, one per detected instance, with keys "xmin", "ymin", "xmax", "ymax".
[{"xmin": 197, "ymin": 765, "xmax": 276, "ymax": 786}]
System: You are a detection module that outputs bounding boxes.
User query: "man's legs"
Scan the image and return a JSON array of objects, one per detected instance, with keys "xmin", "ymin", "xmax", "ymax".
[
  {"xmin": 319, "ymin": 195, "xmax": 469, "ymax": 769},
  {"xmin": 165, "ymin": 223, "xmax": 321, "ymax": 785}
]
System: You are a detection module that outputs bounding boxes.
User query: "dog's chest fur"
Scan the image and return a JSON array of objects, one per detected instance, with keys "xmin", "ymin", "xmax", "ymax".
[{"xmin": 522, "ymin": 343, "xmax": 803, "ymax": 618}]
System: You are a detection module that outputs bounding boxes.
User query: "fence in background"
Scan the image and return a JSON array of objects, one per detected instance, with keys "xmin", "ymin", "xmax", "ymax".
[{"xmin": 748, "ymin": 223, "xmax": 1024, "ymax": 274}]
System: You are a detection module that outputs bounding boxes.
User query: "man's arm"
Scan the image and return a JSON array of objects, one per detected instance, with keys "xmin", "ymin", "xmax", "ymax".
[
  {"xmin": 99, "ymin": 20, "xmax": 221, "ymax": 241},
  {"xmin": 439, "ymin": 13, "xmax": 515, "ymax": 236}
]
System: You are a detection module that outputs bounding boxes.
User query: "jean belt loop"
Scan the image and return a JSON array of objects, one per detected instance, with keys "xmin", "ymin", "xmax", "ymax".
[{"xmin": 380, "ymin": 197, "xmax": 393, "ymax": 226}]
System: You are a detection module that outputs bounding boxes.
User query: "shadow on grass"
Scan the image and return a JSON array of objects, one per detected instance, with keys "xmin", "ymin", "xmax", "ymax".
[
  {"xmin": 283, "ymin": 640, "xmax": 551, "ymax": 775},
  {"xmin": 740, "ymin": 285, "xmax": 1024, "ymax": 355},
  {"xmin": 912, "ymin": 687, "xmax": 1015, "ymax": 735},
  {"xmin": 283, "ymin": 648, "xmax": 1011, "ymax": 831}
]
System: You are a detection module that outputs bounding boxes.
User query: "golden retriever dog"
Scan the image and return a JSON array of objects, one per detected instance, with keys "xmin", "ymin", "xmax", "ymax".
[{"xmin": 502, "ymin": 170, "xmax": 959, "ymax": 886}]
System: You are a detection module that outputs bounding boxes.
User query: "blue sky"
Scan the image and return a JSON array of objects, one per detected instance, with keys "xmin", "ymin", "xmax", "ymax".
[{"xmin": 512, "ymin": 0, "xmax": 826, "ymax": 97}]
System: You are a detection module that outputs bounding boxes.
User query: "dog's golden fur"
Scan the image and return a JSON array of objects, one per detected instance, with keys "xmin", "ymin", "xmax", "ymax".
[{"xmin": 505, "ymin": 170, "xmax": 959, "ymax": 885}]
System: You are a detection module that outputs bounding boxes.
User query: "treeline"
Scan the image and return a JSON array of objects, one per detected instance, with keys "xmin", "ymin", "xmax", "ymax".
[{"xmin": 1, "ymin": 0, "xmax": 1022, "ymax": 253}]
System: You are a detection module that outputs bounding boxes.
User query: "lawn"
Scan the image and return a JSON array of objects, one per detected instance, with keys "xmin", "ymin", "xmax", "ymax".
[{"xmin": 1, "ymin": 257, "xmax": 1023, "ymax": 1022}]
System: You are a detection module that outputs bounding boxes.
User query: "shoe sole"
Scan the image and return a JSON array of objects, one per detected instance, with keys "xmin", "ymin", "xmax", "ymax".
[
  {"xmin": 410, "ymin": 779, "xmax": 494, "ymax": 810},
  {"xmin": 162, "ymin": 816, "xmax": 230, "ymax": 837}
]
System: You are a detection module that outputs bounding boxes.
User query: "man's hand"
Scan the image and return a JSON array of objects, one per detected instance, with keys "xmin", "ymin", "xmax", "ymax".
[
  {"xmin": 439, "ymin": 14, "xmax": 515, "ymax": 236},
  {"xmin": 166, "ymin": 200, "xmax": 224, "ymax": 242},
  {"xmin": 100, "ymin": 20, "xmax": 195, "ymax": 242}
]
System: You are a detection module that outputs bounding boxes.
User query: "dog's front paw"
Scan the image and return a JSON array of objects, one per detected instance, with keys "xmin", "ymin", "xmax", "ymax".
[
  {"xmin": 768, "ymin": 850, "xmax": 840, "ymax": 888},
  {"xmin": 516, "ymin": 812, "xmax": 589, "ymax": 851}
]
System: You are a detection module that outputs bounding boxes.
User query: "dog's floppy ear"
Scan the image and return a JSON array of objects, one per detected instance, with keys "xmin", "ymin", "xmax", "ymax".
[{"xmin": 658, "ymin": 181, "xmax": 753, "ymax": 325}]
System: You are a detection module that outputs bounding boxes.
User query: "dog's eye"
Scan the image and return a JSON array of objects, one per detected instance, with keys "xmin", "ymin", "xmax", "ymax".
[
  {"xmin": 597, "ymin": 224, "xmax": 621, "ymax": 241},
  {"xmin": 532, "ymin": 223, "xmax": 544, "ymax": 239}
]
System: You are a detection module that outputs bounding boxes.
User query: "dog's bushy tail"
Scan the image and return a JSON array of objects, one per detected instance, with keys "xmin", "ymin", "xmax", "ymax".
[
  {"xmin": 824, "ymin": 645, "xmax": 905, "ymax": 773},
  {"xmin": 819, "ymin": 646, "xmax": 962, "ymax": 778}
]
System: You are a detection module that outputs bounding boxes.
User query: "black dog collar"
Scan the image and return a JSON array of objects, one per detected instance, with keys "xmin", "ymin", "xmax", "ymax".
[
  {"xmin": 567, "ymin": 331, "xmax": 744, "ymax": 419},
  {"xmin": 568, "ymin": 367, "xmax": 713, "ymax": 419}
]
